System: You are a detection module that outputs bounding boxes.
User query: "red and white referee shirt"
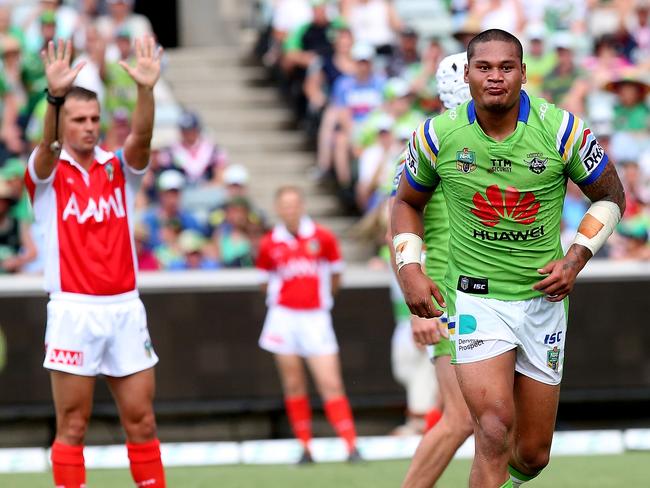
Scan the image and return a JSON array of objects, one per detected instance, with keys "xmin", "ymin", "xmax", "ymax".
[
  {"xmin": 256, "ymin": 217, "xmax": 344, "ymax": 310},
  {"xmin": 25, "ymin": 146, "xmax": 145, "ymax": 298}
]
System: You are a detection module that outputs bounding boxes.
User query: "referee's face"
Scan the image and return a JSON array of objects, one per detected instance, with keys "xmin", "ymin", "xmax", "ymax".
[
  {"xmin": 63, "ymin": 97, "xmax": 101, "ymax": 155},
  {"xmin": 276, "ymin": 189, "xmax": 304, "ymax": 234},
  {"xmin": 464, "ymin": 40, "xmax": 526, "ymax": 115}
]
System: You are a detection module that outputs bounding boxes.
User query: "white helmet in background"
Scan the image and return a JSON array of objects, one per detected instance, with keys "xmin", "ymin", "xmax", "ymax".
[{"xmin": 436, "ymin": 52, "xmax": 471, "ymax": 110}]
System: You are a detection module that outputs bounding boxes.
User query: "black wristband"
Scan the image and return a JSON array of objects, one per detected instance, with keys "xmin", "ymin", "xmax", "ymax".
[{"xmin": 45, "ymin": 89, "xmax": 66, "ymax": 106}]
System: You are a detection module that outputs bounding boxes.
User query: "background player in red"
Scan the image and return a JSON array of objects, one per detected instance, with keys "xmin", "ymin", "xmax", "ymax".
[
  {"xmin": 256, "ymin": 185, "xmax": 362, "ymax": 463},
  {"xmin": 25, "ymin": 37, "xmax": 165, "ymax": 487}
]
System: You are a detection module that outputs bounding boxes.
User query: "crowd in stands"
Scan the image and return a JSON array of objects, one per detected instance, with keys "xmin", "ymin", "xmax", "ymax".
[
  {"xmin": 255, "ymin": 0, "xmax": 650, "ymax": 261},
  {"xmin": 3, "ymin": 1, "xmax": 650, "ymax": 276},
  {"xmin": 0, "ymin": 0, "xmax": 268, "ymax": 274}
]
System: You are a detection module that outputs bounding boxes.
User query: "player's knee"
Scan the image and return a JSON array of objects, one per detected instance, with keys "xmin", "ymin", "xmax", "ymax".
[
  {"xmin": 514, "ymin": 442, "xmax": 551, "ymax": 474},
  {"xmin": 475, "ymin": 409, "xmax": 513, "ymax": 449},
  {"xmin": 123, "ymin": 408, "xmax": 157, "ymax": 441},
  {"xmin": 58, "ymin": 412, "xmax": 90, "ymax": 445}
]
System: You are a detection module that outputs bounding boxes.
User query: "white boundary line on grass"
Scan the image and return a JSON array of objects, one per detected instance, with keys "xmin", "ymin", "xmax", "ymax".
[{"xmin": 0, "ymin": 429, "xmax": 647, "ymax": 474}]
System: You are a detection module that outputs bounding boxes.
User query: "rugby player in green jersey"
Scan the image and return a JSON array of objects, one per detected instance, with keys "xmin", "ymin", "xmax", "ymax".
[
  {"xmin": 387, "ymin": 52, "xmax": 474, "ymax": 488},
  {"xmin": 392, "ymin": 30, "xmax": 625, "ymax": 488}
]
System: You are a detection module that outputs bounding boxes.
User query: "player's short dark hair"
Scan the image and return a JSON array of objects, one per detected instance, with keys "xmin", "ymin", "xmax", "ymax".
[
  {"xmin": 66, "ymin": 86, "xmax": 99, "ymax": 102},
  {"xmin": 275, "ymin": 185, "xmax": 304, "ymax": 201},
  {"xmin": 467, "ymin": 29, "xmax": 523, "ymax": 64}
]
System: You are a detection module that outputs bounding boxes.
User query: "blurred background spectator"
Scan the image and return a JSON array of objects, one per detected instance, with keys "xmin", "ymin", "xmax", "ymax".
[
  {"xmin": 255, "ymin": 0, "xmax": 650, "ymax": 264},
  {"xmin": 1, "ymin": 0, "xmax": 649, "ymax": 276}
]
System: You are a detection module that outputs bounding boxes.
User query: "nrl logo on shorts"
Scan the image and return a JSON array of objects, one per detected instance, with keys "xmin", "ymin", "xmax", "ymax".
[
  {"xmin": 144, "ymin": 339, "xmax": 153, "ymax": 358},
  {"xmin": 105, "ymin": 162, "xmax": 115, "ymax": 181},
  {"xmin": 456, "ymin": 148, "xmax": 476, "ymax": 174},
  {"xmin": 526, "ymin": 153, "xmax": 548, "ymax": 175},
  {"xmin": 547, "ymin": 346, "xmax": 560, "ymax": 372}
]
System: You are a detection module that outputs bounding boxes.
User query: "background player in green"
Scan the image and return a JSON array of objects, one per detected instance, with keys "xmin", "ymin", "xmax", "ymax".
[
  {"xmin": 392, "ymin": 30, "xmax": 625, "ymax": 488},
  {"xmin": 395, "ymin": 52, "xmax": 474, "ymax": 488}
]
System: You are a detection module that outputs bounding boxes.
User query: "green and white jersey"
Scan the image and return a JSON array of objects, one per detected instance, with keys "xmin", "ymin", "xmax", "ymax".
[
  {"xmin": 392, "ymin": 149, "xmax": 449, "ymax": 284},
  {"xmin": 404, "ymin": 91, "xmax": 609, "ymax": 301}
]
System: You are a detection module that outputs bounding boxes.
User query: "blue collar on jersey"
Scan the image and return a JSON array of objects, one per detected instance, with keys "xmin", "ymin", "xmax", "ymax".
[{"xmin": 467, "ymin": 90, "xmax": 531, "ymax": 125}]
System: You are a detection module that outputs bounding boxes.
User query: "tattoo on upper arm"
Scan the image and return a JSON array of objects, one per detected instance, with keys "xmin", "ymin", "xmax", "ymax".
[{"xmin": 580, "ymin": 162, "xmax": 625, "ymax": 212}]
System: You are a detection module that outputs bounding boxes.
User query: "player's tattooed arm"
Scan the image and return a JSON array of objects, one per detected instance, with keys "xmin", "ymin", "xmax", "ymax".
[
  {"xmin": 535, "ymin": 162, "xmax": 626, "ymax": 301},
  {"xmin": 579, "ymin": 162, "xmax": 626, "ymax": 214}
]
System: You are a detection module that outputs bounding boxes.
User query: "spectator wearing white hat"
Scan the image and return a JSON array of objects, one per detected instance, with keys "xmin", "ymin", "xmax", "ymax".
[{"xmin": 141, "ymin": 170, "xmax": 205, "ymax": 250}]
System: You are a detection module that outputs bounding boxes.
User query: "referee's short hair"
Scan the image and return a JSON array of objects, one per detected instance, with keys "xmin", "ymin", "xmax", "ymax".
[
  {"xmin": 275, "ymin": 185, "xmax": 304, "ymax": 201},
  {"xmin": 66, "ymin": 86, "xmax": 99, "ymax": 102},
  {"xmin": 467, "ymin": 29, "xmax": 523, "ymax": 64}
]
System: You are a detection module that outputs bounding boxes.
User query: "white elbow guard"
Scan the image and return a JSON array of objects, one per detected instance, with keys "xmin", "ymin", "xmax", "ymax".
[
  {"xmin": 572, "ymin": 201, "xmax": 621, "ymax": 256},
  {"xmin": 393, "ymin": 233, "xmax": 423, "ymax": 271}
]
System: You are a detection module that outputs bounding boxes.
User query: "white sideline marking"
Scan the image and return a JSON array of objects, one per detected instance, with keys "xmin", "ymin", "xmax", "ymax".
[{"xmin": 0, "ymin": 429, "xmax": 645, "ymax": 474}]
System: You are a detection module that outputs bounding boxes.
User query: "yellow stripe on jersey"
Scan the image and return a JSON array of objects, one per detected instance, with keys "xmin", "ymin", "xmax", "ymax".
[
  {"xmin": 418, "ymin": 123, "xmax": 437, "ymax": 163},
  {"xmin": 562, "ymin": 117, "xmax": 580, "ymax": 161}
]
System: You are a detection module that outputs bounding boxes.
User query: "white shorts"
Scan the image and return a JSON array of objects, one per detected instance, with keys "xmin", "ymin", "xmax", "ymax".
[
  {"xmin": 259, "ymin": 306, "xmax": 339, "ymax": 357},
  {"xmin": 43, "ymin": 293, "xmax": 159, "ymax": 377},
  {"xmin": 392, "ymin": 319, "xmax": 437, "ymax": 414},
  {"xmin": 449, "ymin": 290, "xmax": 567, "ymax": 385}
]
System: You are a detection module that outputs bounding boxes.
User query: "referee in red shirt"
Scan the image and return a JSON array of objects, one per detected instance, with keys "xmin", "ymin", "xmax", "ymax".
[{"xmin": 256, "ymin": 186, "xmax": 362, "ymax": 463}]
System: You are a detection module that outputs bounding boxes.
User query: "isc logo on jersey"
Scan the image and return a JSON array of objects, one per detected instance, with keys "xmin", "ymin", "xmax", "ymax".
[{"xmin": 62, "ymin": 188, "xmax": 126, "ymax": 224}]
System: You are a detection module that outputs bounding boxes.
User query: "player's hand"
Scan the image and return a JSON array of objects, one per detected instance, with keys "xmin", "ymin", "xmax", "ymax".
[
  {"xmin": 41, "ymin": 39, "xmax": 85, "ymax": 97},
  {"xmin": 411, "ymin": 316, "xmax": 449, "ymax": 347},
  {"xmin": 533, "ymin": 245, "xmax": 589, "ymax": 302},
  {"xmin": 120, "ymin": 35, "xmax": 163, "ymax": 89},
  {"xmin": 399, "ymin": 263, "xmax": 446, "ymax": 318}
]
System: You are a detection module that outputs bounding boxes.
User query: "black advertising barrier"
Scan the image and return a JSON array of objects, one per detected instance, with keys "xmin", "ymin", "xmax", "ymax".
[{"xmin": 0, "ymin": 264, "xmax": 649, "ymax": 416}]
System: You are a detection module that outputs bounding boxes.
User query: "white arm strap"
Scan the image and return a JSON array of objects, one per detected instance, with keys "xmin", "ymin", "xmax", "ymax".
[
  {"xmin": 572, "ymin": 201, "xmax": 621, "ymax": 256},
  {"xmin": 393, "ymin": 233, "xmax": 423, "ymax": 272}
]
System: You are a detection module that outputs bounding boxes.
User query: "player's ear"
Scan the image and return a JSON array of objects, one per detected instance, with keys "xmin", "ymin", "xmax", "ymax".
[
  {"xmin": 521, "ymin": 62, "xmax": 527, "ymax": 85},
  {"xmin": 464, "ymin": 63, "xmax": 469, "ymax": 83}
]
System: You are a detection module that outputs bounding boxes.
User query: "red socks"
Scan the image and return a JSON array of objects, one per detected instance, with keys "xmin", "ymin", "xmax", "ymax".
[
  {"xmin": 425, "ymin": 408, "xmax": 443, "ymax": 432},
  {"xmin": 324, "ymin": 395, "xmax": 357, "ymax": 452},
  {"xmin": 285, "ymin": 395, "xmax": 313, "ymax": 447},
  {"xmin": 51, "ymin": 441, "xmax": 85, "ymax": 488},
  {"xmin": 127, "ymin": 438, "xmax": 166, "ymax": 487}
]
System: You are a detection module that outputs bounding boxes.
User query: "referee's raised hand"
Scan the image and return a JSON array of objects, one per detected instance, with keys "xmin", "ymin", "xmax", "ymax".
[
  {"xmin": 119, "ymin": 35, "xmax": 163, "ymax": 90},
  {"xmin": 40, "ymin": 39, "xmax": 85, "ymax": 97}
]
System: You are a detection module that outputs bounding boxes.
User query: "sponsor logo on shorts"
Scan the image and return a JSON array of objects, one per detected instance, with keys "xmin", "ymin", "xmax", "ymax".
[
  {"xmin": 544, "ymin": 331, "xmax": 563, "ymax": 345},
  {"xmin": 48, "ymin": 348, "xmax": 83, "ymax": 366},
  {"xmin": 144, "ymin": 339, "xmax": 153, "ymax": 358},
  {"xmin": 547, "ymin": 346, "xmax": 560, "ymax": 372},
  {"xmin": 458, "ymin": 338, "xmax": 484, "ymax": 351},
  {"xmin": 457, "ymin": 276, "xmax": 489, "ymax": 295},
  {"xmin": 456, "ymin": 147, "xmax": 477, "ymax": 174},
  {"xmin": 459, "ymin": 314, "xmax": 478, "ymax": 334}
]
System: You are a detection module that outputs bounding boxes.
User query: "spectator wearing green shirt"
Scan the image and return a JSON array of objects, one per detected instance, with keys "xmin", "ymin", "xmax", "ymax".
[
  {"xmin": 0, "ymin": 38, "xmax": 23, "ymax": 156},
  {"xmin": 102, "ymin": 27, "xmax": 137, "ymax": 116},
  {"xmin": 605, "ymin": 74, "xmax": 650, "ymax": 133},
  {"xmin": 522, "ymin": 23, "xmax": 556, "ymax": 97},
  {"xmin": 0, "ymin": 158, "xmax": 32, "ymax": 223}
]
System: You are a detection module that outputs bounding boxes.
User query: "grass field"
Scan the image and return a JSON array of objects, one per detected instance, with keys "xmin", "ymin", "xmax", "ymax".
[{"xmin": 0, "ymin": 453, "xmax": 647, "ymax": 487}]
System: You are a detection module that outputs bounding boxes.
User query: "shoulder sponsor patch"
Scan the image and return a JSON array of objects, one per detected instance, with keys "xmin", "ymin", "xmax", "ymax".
[
  {"xmin": 407, "ymin": 141, "xmax": 419, "ymax": 176},
  {"xmin": 579, "ymin": 129, "xmax": 605, "ymax": 173}
]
